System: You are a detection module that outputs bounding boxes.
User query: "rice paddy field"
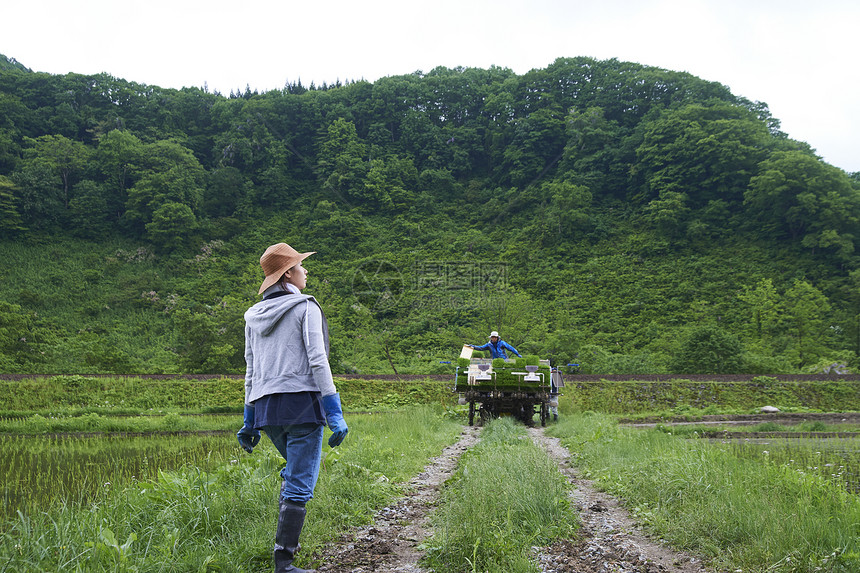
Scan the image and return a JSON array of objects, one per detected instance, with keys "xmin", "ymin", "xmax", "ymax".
[
  {"xmin": 0, "ymin": 375, "xmax": 857, "ymax": 572},
  {"xmin": 0, "ymin": 431, "xmax": 236, "ymax": 520},
  {"xmin": 718, "ymin": 436, "xmax": 860, "ymax": 495},
  {"xmin": 646, "ymin": 418, "xmax": 860, "ymax": 495},
  {"xmin": 0, "ymin": 405, "xmax": 465, "ymax": 572},
  {"xmin": 5, "ymin": 416, "xmax": 855, "ymax": 521}
]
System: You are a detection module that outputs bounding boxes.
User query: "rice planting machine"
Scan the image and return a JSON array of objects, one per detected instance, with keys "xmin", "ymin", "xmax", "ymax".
[{"xmin": 454, "ymin": 346, "xmax": 564, "ymax": 426}]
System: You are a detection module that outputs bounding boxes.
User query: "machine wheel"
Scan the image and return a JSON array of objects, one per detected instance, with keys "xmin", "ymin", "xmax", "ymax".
[
  {"xmin": 479, "ymin": 404, "xmax": 494, "ymax": 426},
  {"xmin": 539, "ymin": 402, "xmax": 548, "ymax": 427},
  {"xmin": 468, "ymin": 401, "xmax": 476, "ymax": 426}
]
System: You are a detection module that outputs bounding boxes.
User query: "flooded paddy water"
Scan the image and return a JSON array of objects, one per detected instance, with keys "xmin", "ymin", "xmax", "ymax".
[
  {"xmin": 711, "ymin": 435, "xmax": 860, "ymax": 494},
  {"xmin": 625, "ymin": 413, "xmax": 860, "ymax": 495}
]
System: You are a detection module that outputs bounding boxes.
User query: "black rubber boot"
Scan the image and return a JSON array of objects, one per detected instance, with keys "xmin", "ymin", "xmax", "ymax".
[{"xmin": 274, "ymin": 499, "xmax": 315, "ymax": 573}]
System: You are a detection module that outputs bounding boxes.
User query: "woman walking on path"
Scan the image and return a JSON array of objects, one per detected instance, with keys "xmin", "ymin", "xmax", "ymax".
[{"xmin": 236, "ymin": 242, "xmax": 349, "ymax": 573}]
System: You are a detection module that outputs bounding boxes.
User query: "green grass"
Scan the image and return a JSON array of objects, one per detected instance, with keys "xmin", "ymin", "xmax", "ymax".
[
  {"xmin": 0, "ymin": 412, "xmax": 238, "ymax": 434},
  {"xmin": 0, "ymin": 375, "xmax": 245, "ymax": 413},
  {"xmin": 0, "ymin": 405, "xmax": 463, "ymax": 572},
  {"xmin": 303, "ymin": 405, "xmax": 464, "ymax": 563},
  {"xmin": 0, "ymin": 239, "xmax": 181, "ymax": 374},
  {"xmin": 547, "ymin": 413, "xmax": 860, "ymax": 573},
  {"xmin": 0, "ymin": 431, "xmax": 238, "ymax": 521},
  {"xmin": 423, "ymin": 418, "xmax": 578, "ymax": 573},
  {"xmin": 0, "ymin": 375, "xmax": 456, "ymax": 416},
  {"xmin": 718, "ymin": 436, "xmax": 860, "ymax": 496},
  {"xmin": 3, "ymin": 379, "xmax": 858, "ymax": 572},
  {"xmin": 565, "ymin": 380, "xmax": 860, "ymax": 414}
]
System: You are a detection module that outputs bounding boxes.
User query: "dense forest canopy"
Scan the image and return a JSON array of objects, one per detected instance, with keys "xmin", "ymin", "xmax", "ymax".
[{"xmin": 1, "ymin": 53, "xmax": 859, "ymax": 375}]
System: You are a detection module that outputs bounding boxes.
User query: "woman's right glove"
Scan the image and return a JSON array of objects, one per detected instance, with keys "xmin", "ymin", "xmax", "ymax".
[
  {"xmin": 236, "ymin": 404, "xmax": 261, "ymax": 453},
  {"xmin": 321, "ymin": 393, "xmax": 349, "ymax": 447}
]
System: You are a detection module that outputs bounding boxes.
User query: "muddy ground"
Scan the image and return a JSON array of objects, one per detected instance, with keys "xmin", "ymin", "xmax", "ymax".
[
  {"xmin": 313, "ymin": 425, "xmax": 716, "ymax": 573},
  {"xmin": 621, "ymin": 412, "xmax": 860, "ymax": 426}
]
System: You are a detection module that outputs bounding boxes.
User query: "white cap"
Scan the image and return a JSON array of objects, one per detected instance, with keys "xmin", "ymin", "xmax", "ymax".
[{"xmin": 490, "ymin": 331, "xmax": 499, "ymax": 338}]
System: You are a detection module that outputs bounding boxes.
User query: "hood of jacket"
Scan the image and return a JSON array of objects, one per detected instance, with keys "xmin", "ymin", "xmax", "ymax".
[{"xmin": 244, "ymin": 294, "xmax": 315, "ymax": 337}]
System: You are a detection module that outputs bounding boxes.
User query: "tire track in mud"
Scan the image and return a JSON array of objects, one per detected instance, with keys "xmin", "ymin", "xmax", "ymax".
[
  {"xmin": 315, "ymin": 426, "xmax": 482, "ymax": 572},
  {"xmin": 528, "ymin": 427, "xmax": 714, "ymax": 573},
  {"xmin": 315, "ymin": 425, "xmax": 715, "ymax": 573}
]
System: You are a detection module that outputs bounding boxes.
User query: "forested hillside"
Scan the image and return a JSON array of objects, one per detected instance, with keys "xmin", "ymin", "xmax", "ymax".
[{"xmin": 1, "ymin": 54, "xmax": 859, "ymax": 375}]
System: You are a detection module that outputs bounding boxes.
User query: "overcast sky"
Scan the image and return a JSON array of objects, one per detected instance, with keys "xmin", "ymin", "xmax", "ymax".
[{"xmin": 4, "ymin": 0, "xmax": 859, "ymax": 173}]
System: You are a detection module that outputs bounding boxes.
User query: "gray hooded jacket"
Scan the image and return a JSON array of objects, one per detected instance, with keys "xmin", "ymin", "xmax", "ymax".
[{"xmin": 243, "ymin": 293, "xmax": 337, "ymax": 405}]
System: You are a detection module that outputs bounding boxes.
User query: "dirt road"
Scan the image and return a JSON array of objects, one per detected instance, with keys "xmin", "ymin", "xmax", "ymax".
[{"xmin": 315, "ymin": 425, "xmax": 715, "ymax": 573}]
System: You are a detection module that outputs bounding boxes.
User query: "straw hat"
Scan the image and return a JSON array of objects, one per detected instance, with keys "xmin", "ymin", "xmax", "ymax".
[{"xmin": 257, "ymin": 243, "xmax": 315, "ymax": 294}]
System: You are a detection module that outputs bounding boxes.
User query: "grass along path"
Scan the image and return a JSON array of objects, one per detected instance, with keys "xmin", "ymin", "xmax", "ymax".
[
  {"xmin": 528, "ymin": 426, "xmax": 711, "ymax": 573},
  {"xmin": 547, "ymin": 413, "xmax": 860, "ymax": 573},
  {"xmin": 310, "ymin": 419, "xmax": 584, "ymax": 573}
]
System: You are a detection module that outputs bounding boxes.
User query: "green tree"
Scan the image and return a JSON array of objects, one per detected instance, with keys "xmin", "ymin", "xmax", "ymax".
[
  {"xmin": 11, "ymin": 155, "xmax": 63, "ymax": 226},
  {"xmin": 670, "ymin": 324, "xmax": 744, "ymax": 374},
  {"xmin": 560, "ymin": 106, "xmax": 627, "ymax": 198},
  {"xmin": 0, "ymin": 127, "xmax": 21, "ymax": 173},
  {"xmin": 848, "ymin": 269, "xmax": 860, "ymax": 358},
  {"xmin": 23, "ymin": 134, "xmax": 90, "ymax": 208},
  {"xmin": 204, "ymin": 166, "xmax": 249, "ymax": 217},
  {"xmin": 145, "ymin": 202, "xmax": 198, "ymax": 253},
  {"xmin": 0, "ymin": 91, "xmax": 31, "ymax": 172},
  {"xmin": 173, "ymin": 308, "xmax": 244, "ymax": 373},
  {"xmin": 745, "ymin": 151, "xmax": 860, "ymax": 257},
  {"xmin": 96, "ymin": 129, "xmax": 143, "ymax": 221},
  {"xmin": 124, "ymin": 140, "xmax": 205, "ymax": 235},
  {"xmin": 780, "ymin": 279, "xmax": 831, "ymax": 368},
  {"xmin": 502, "ymin": 106, "xmax": 566, "ymax": 188},
  {"xmin": 317, "ymin": 118, "xmax": 368, "ymax": 206},
  {"xmin": 363, "ymin": 159, "xmax": 395, "ymax": 211},
  {"xmin": 643, "ymin": 189, "xmax": 690, "ymax": 237},
  {"xmin": 635, "ymin": 102, "xmax": 769, "ymax": 211},
  {"xmin": 543, "ymin": 179, "xmax": 592, "ymax": 240},
  {"xmin": 737, "ymin": 278, "xmax": 780, "ymax": 340},
  {"xmin": 68, "ymin": 180, "xmax": 112, "ymax": 238},
  {"xmin": 0, "ymin": 175, "xmax": 25, "ymax": 236},
  {"xmin": 362, "ymin": 155, "xmax": 418, "ymax": 212}
]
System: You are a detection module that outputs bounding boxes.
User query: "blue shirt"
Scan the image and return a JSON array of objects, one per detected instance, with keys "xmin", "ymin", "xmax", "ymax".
[
  {"xmin": 472, "ymin": 339, "xmax": 522, "ymax": 359},
  {"xmin": 254, "ymin": 391, "xmax": 325, "ymax": 428}
]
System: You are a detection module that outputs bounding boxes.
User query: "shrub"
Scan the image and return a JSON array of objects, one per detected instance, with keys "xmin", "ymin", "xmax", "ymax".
[{"xmin": 670, "ymin": 324, "xmax": 743, "ymax": 374}]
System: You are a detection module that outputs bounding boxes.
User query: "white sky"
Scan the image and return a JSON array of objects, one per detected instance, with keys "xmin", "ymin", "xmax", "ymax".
[{"xmin": 4, "ymin": 0, "xmax": 859, "ymax": 173}]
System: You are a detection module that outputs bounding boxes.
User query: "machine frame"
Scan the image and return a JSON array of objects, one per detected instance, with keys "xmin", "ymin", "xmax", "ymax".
[{"xmin": 454, "ymin": 350, "xmax": 563, "ymax": 427}]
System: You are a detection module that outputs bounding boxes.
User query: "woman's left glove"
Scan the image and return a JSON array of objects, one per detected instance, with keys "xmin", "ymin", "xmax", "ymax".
[
  {"xmin": 321, "ymin": 393, "xmax": 349, "ymax": 447},
  {"xmin": 236, "ymin": 404, "xmax": 261, "ymax": 453}
]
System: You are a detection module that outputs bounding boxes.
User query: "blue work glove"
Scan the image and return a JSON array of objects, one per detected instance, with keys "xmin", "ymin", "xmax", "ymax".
[
  {"xmin": 236, "ymin": 404, "xmax": 261, "ymax": 453},
  {"xmin": 321, "ymin": 393, "xmax": 349, "ymax": 447}
]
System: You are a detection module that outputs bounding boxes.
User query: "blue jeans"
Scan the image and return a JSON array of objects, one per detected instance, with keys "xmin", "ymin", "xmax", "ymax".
[{"xmin": 262, "ymin": 423, "xmax": 324, "ymax": 505}]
